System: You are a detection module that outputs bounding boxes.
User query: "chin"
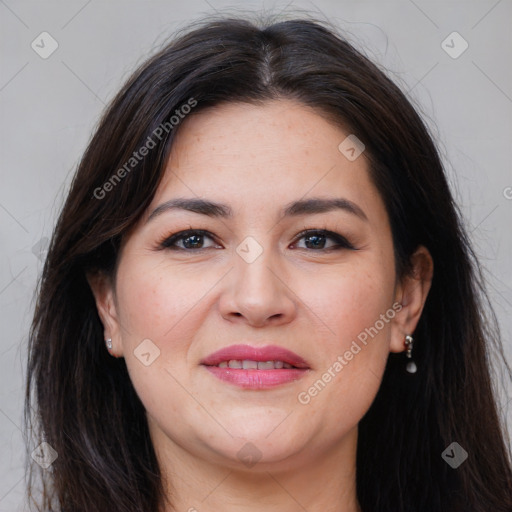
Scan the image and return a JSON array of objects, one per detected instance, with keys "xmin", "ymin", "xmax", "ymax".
[{"xmin": 203, "ymin": 425, "xmax": 308, "ymax": 466}]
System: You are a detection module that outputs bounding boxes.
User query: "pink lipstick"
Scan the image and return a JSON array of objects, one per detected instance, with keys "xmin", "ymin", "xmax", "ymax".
[{"xmin": 200, "ymin": 344, "xmax": 310, "ymax": 389}]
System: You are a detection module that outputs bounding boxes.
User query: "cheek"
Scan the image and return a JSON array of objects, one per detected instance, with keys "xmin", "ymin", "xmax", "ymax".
[
  {"xmin": 296, "ymin": 258, "xmax": 395, "ymax": 424},
  {"xmin": 114, "ymin": 255, "xmax": 220, "ymax": 401},
  {"xmin": 115, "ymin": 256, "xmax": 209, "ymax": 341},
  {"xmin": 114, "ymin": 257, "xmax": 206, "ymax": 418},
  {"xmin": 306, "ymin": 261, "xmax": 394, "ymax": 355}
]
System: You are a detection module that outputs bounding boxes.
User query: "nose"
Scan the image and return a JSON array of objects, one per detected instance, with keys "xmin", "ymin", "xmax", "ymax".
[{"xmin": 218, "ymin": 246, "xmax": 298, "ymax": 327}]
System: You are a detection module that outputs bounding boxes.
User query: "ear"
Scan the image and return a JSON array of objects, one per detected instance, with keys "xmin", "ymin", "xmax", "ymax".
[
  {"xmin": 390, "ymin": 245, "xmax": 434, "ymax": 353},
  {"xmin": 86, "ymin": 270, "xmax": 124, "ymax": 357}
]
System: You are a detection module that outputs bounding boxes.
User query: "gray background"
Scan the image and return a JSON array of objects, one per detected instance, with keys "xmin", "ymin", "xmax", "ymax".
[{"xmin": 1, "ymin": 0, "xmax": 511, "ymax": 509}]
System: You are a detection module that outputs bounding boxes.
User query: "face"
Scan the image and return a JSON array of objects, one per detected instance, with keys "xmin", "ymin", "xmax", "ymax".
[{"xmin": 91, "ymin": 99, "xmax": 430, "ymax": 473}]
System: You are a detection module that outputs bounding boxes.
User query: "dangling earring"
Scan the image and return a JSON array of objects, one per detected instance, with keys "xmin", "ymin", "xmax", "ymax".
[
  {"xmin": 105, "ymin": 338, "xmax": 113, "ymax": 350},
  {"xmin": 404, "ymin": 335, "xmax": 417, "ymax": 373}
]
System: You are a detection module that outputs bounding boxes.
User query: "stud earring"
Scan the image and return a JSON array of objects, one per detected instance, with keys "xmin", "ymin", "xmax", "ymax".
[
  {"xmin": 404, "ymin": 334, "xmax": 417, "ymax": 373},
  {"xmin": 105, "ymin": 338, "xmax": 112, "ymax": 350}
]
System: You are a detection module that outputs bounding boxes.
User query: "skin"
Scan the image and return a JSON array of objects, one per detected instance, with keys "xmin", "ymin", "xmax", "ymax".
[{"xmin": 89, "ymin": 99, "xmax": 433, "ymax": 512}]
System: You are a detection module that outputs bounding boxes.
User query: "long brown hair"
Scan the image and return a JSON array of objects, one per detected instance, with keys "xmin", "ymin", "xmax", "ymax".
[{"xmin": 25, "ymin": 14, "xmax": 512, "ymax": 512}]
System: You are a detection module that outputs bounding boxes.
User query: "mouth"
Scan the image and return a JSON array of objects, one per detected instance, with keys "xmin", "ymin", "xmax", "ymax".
[
  {"xmin": 200, "ymin": 344, "xmax": 310, "ymax": 389},
  {"xmin": 209, "ymin": 359, "xmax": 300, "ymax": 369},
  {"xmin": 200, "ymin": 343, "xmax": 310, "ymax": 369}
]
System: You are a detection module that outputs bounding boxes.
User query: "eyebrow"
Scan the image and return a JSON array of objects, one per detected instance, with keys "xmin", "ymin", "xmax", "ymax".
[{"xmin": 146, "ymin": 196, "xmax": 368, "ymax": 223}]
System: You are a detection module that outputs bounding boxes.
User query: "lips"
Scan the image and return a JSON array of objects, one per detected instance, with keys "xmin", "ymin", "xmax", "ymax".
[
  {"xmin": 200, "ymin": 344, "xmax": 310, "ymax": 369},
  {"xmin": 200, "ymin": 344, "xmax": 310, "ymax": 389}
]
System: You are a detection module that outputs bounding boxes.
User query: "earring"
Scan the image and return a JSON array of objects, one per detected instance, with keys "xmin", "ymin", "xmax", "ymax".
[
  {"xmin": 105, "ymin": 338, "xmax": 112, "ymax": 350},
  {"xmin": 404, "ymin": 335, "xmax": 417, "ymax": 373}
]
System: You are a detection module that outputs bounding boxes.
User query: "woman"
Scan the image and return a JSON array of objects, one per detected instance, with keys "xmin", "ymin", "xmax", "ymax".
[{"xmin": 25, "ymin": 14, "xmax": 512, "ymax": 512}]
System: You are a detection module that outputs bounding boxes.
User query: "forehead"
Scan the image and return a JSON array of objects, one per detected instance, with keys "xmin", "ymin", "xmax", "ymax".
[
  {"xmin": 167, "ymin": 99, "xmax": 348, "ymax": 169},
  {"xmin": 147, "ymin": 99, "xmax": 385, "ymax": 223}
]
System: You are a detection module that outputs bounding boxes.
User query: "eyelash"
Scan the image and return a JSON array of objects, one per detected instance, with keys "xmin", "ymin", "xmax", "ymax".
[{"xmin": 157, "ymin": 228, "xmax": 356, "ymax": 252}]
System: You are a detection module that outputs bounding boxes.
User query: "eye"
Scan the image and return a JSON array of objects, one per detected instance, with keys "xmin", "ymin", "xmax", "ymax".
[
  {"xmin": 157, "ymin": 228, "xmax": 355, "ymax": 252},
  {"xmin": 291, "ymin": 229, "xmax": 355, "ymax": 251},
  {"xmin": 158, "ymin": 229, "xmax": 221, "ymax": 250}
]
